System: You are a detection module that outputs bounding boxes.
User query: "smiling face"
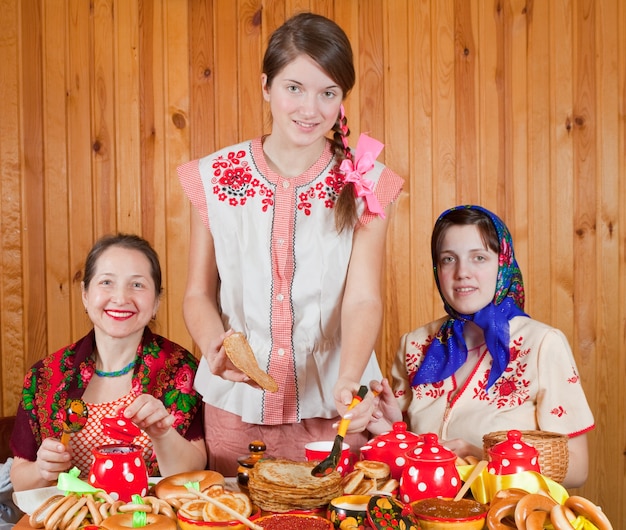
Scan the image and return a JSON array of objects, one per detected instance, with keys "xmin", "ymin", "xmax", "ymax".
[
  {"xmin": 82, "ymin": 245, "xmax": 160, "ymax": 341},
  {"xmin": 262, "ymin": 54, "xmax": 343, "ymax": 151},
  {"xmin": 436, "ymin": 224, "xmax": 500, "ymax": 315}
]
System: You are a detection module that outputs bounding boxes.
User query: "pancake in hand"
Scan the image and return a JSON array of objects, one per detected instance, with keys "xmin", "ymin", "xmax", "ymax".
[{"xmin": 223, "ymin": 332, "xmax": 278, "ymax": 392}]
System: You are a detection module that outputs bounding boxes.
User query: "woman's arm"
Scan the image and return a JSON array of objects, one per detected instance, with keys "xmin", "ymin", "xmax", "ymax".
[
  {"xmin": 562, "ymin": 433, "xmax": 589, "ymax": 488},
  {"xmin": 334, "ymin": 210, "xmax": 391, "ymax": 419},
  {"xmin": 183, "ymin": 209, "xmax": 247, "ymax": 382},
  {"xmin": 10, "ymin": 439, "xmax": 71, "ymax": 491},
  {"xmin": 124, "ymin": 393, "xmax": 207, "ymax": 474}
]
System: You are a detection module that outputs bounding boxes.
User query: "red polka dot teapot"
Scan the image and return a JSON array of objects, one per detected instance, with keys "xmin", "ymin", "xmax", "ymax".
[
  {"xmin": 399, "ymin": 432, "xmax": 461, "ymax": 503},
  {"xmin": 359, "ymin": 421, "xmax": 422, "ymax": 480},
  {"xmin": 486, "ymin": 429, "xmax": 541, "ymax": 476},
  {"xmin": 88, "ymin": 409, "xmax": 148, "ymax": 502}
]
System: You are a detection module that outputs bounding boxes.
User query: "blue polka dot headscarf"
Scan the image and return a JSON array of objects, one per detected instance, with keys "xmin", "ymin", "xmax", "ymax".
[{"xmin": 411, "ymin": 205, "xmax": 529, "ymax": 391}]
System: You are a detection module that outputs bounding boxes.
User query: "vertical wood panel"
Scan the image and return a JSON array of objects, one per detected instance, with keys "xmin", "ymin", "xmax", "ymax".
[
  {"xmin": 42, "ymin": 0, "xmax": 72, "ymax": 354},
  {"xmin": 67, "ymin": 0, "xmax": 95, "ymax": 343},
  {"xmin": 0, "ymin": 0, "xmax": 25, "ymax": 415},
  {"xmin": 21, "ymin": 0, "xmax": 48, "ymax": 369},
  {"xmin": 92, "ymin": 0, "xmax": 117, "ymax": 239},
  {"xmin": 380, "ymin": 0, "xmax": 410, "ymax": 372},
  {"xmin": 525, "ymin": 0, "xmax": 552, "ymax": 322},
  {"xmin": 115, "ymin": 0, "xmax": 142, "ymax": 233},
  {"xmin": 238, "ymin": 1, "xmax": 263, "ymax": 141},
  {"xmin": 163, "ymin": 0, "xmax": 192, "ymax": 348}
]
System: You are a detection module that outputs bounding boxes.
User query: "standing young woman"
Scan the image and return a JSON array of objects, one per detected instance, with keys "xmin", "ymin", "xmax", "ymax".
[
  {"xmin": 367, "ymin": 205, "xmax": 594, "ymax": 488},
  {"xmin": 177, "ymin": 12, "xmax": 403, "ymax": 474},
  {"xmin": 11, "ymin": 234, "xmax": 206, "ymax": 491}
]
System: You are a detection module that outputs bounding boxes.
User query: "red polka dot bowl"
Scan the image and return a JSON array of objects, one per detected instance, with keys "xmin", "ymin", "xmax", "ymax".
[
  {"xmin": 399, "ymin": 433, "xmax": 461, "ymax": 503},
  {"xmin": 88, "ymin": 443, "xmax": 148, "ymax": 502}
]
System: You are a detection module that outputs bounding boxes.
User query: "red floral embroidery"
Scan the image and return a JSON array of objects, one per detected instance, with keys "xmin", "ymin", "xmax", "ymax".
[
  {"xmin": 471, "ymin": 340, "xmax": 531, "ymax": 408},
  {"xmin": 296, "ymin": 167, "xmax": 344, "ymax": 216},
  {"xmin": 551, "ymin": 406, "xmax": 567, "ymax": 417},
  {"xmin": 567, "ymin": 366, "xmax": 580, "ymax": 384},
  {"xmin": 211, "ymin": 150, "xmax": 345, "ymax": 215}
]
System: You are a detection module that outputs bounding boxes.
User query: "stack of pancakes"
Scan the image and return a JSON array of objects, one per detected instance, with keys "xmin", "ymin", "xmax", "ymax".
[{"xmin": 248, "ymin": 459, "xmax": 343, "ymax": 512}]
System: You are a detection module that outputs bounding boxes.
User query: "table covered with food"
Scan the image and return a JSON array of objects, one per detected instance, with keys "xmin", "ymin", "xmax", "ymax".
[{"xmin": 13, "ymin": 426, "xmax": 613, "ymax": 530}]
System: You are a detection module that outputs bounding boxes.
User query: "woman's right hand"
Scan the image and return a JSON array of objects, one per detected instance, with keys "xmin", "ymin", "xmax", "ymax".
[
  {"xmin": 35, "ymin": 437, "xmax": 72, "ymax": 482},
  {"xmin": 204, "ymin": 330, "xmax": 252, "ymax": 384}
]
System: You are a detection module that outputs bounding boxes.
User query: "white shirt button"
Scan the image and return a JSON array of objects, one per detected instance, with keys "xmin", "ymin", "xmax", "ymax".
[
  {"xmin": 282, "ymin": 180, "xmax": 290, "ymax": 189},
  {"xmin": 277, "ymin": 238, "xmax": 284, "ymax": 245},
  {"xmin": 276, "ymin": 294, "xmax": 284, "ymax": 302},
  {"xmin": 277, "ymin": 348, "xmax": 285, "ymax": 356}
]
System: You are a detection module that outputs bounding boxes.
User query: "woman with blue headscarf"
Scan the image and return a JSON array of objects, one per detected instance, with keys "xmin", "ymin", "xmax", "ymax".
[{"xmin": 367, "ymin": 205, "xmax": 594, "ymax": 488}]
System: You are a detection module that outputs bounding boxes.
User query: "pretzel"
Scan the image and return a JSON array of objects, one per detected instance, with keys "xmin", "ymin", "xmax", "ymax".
[
  {"xmin": 563, "ymin": 495, "xmax": 613, "ymax": 530},
  {"xmin": 514, "ymin": 493, "xmax": 557, "ymax": 530}
]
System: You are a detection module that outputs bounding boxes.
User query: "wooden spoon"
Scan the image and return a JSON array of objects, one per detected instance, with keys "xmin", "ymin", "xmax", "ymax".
[
  {"xmin": 453, "ymin": 459, "xmax": 488, "ymax": 501},
  {"xmin": 60, "ymin": 398, "xmax": 88, "ymax": 445}
]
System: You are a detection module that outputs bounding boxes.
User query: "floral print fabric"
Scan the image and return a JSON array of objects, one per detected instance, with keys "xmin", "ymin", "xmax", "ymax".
[{"xmin": 11, "ymin": 327, "xmax": 203, "ymax": 476}]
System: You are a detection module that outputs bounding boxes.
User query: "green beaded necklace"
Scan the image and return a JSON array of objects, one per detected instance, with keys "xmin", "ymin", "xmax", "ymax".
[{"xmin": 95, "ymin": 359, "xmax": 135, "ymax": 378}]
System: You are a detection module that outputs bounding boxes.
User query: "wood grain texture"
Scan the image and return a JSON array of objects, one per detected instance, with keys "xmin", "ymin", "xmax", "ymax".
[{"xmin": 0, "ymin": 0, "xmax": 624, "ymax": 523}]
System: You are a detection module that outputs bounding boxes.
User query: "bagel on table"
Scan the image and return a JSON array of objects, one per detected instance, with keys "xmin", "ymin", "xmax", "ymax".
[{"xmin": 154, "ymin": 470, "xmax": 225, "ymax": 501}]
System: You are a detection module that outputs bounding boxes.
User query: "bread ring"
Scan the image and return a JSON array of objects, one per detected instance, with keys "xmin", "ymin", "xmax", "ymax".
[
  {"xmin": 514, "ymin": 493, "xmax": 557, "ymax": 530},
  {"xmin": 550, "ymin": 504, "xmax": 575, "ymax": 530},
  {"xmin": 486, "ymin": 496, "xmax": 518, "ymax": 530},
  {"xmin": 525, "ymin": 510, "xmax": 549, "ymax": 530},
  {"xmin": 45, "ymin": 494, "xmax": 79, "ymax": 530},
  {"xmin": 565, "ymin": 495, "xmax": 613, "ymax": 530},
  {"xmin": 65, "ymin": 506, "xmax": 88, "ymax": 530},
  {"xmin": 30, "ymin": 495, "xmax": 64, "ymax": 529},
  {"xmin": 154, "ymin": 470, "xmax": 225, "ymax": 501},
  {"xmin": 86, "ymin": 494, "xmax": 104, "ymax": 526},
  {"xmin": 101, "ymin": 513, "xmax": 176, "ymax": 530},
  {"xmin": 58, "ymin": 496, "xmax": 88, "ymax": 530}
]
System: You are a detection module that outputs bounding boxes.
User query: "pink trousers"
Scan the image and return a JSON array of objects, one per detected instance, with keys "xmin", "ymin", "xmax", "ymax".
[{"xmin": 203, "ymin": 404, "xmax": 370, "ymax": 476}]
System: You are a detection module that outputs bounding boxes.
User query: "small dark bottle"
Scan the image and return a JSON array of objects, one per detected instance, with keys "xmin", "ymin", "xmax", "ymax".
[{"xmin": 237, "ymin": 440, "xmax": 269, "ymax": 490}]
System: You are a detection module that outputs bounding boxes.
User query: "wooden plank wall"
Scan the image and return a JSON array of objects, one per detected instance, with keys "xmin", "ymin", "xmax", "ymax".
[{"xmin": 0, "ymin": 0, "xmax": 624, "ymax": 523}]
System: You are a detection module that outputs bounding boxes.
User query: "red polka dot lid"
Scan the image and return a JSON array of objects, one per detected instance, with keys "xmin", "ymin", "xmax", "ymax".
[{"xmin": 101, "ymin": 408, "xmax": 141, "ymax": 443}]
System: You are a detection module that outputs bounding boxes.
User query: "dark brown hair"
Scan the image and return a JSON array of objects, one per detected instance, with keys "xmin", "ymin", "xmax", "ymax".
[
  {"xmin": 82, "ymin": 233, "xmax": 163, "ymax": 295},
  {"xmin": 431, "ymin": 208, "xmax": 500, "ymax": 265},
  {"xmin": 263, "ymin": 12, "xmax": 358, "ymax": 230}
]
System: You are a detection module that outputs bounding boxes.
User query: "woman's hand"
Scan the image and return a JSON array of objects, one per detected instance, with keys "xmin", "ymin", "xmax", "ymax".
[
  {"xmin": 35, "ymin": 437, "xmax": 72, "ymax": 482},
  {"xmin": 203, "ymin": 330, "xmax": 255, "ymax": 384},
  {"xmin": 366, "ymin": 378, "xmax": 402, "ymax": 435},
  {"xmin": 123, "ymin": 394, "xmax": 175, "ymax": 440}
]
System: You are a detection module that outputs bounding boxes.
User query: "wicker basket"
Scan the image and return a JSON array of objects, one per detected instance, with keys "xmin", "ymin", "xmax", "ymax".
[{"xmin": 482, "ymin": 430, "xmax": 569, "ymax": 483}]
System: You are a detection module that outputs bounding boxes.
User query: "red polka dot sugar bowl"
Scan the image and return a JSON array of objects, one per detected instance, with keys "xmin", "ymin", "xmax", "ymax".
[
  {"xmin": 399, "ymin": 433, "xmax": 461, "ymax": 503},
  {"xmin": 359, "ymin": 421, "xmax": 423, "ymax": 481},
  {"xmin": 88, "ymin": 409, "xmax": 148, "ymax": 502},
  {"xmin": 486, "ymin": 429, "xmax": 541, "ymax": 476}
]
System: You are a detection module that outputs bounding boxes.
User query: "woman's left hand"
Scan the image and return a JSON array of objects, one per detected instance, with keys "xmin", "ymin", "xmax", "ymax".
[{"xmin": 123, "ymin": 394, "xmax": 175, "ymax": 440}]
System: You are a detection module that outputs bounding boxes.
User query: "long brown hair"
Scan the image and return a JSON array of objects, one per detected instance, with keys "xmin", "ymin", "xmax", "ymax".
[{"xmin": 263, "ymin": 12, "xmax": 358, "ymax": 231}]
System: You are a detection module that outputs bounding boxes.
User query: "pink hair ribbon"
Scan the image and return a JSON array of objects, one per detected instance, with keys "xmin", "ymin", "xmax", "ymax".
[{"xmin": 339, "ymin": 133, "xmax": 386, "ymax": 219}]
